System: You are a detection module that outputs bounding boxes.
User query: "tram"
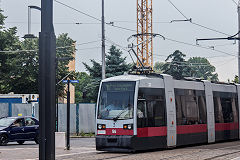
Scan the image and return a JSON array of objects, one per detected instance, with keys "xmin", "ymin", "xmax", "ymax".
[{"xmin": 95, "ymin": 73, "xmax": 240, "ymax": 152}]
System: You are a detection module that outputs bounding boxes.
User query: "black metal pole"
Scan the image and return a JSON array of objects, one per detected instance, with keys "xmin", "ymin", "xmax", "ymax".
[
  {"xmin": 39, "ymin": 0, "xmax": 56, "ymax": 159},
  {"xmin": 56, "ymin": 60, "xmax": 59, "ymax": 132},
  {"xmin": 66, "ymin": 80, "xmax": 70, "ymax": 150},
  {"xmin": 102, "ymin": 0, "xmax": 106, "ymax": 79}
]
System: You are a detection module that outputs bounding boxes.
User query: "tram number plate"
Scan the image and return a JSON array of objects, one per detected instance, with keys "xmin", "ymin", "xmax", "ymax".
[
  {"xmin": 112, "ymin": 129, "xmax": 116, "ymax": 134},
  {"xmin": 97, "ymin": 130, "xmax": 106, "ymax": 135}
]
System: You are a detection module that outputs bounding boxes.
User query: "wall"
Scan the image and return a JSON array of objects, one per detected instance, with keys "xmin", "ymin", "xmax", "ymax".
[
  {"xmin": 0, "ymin": 103, "xmax": 96, "ymax": 134},
  {"xmin": 79, "ymin": 103, "xmax": 96, "ymax": 133},
  {"xmin": 58, "ymin": 104, "xmax": 76, "ymax": 133},
  {"xmin": 11, "ymin": 103, "xmax": 32, "ymax": 117},
  {"xmin": 0, "ymin": 103, "xmax": 9, "ymax": 118}
]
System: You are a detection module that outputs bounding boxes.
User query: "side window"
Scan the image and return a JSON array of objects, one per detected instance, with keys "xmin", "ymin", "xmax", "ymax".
[
  {"xmin": 25, "ymin": 118, "xmax": 35, "ymax": 126},
  {"xmin": 137, "ymin": 100, "xmax": 147, "ymax": 128},
  {"xmin": 196, "ymin": 90, "xmax": 207, "ymax": 124},
  {"xmin": 213, "ymin": 92, "xmax": 238, "ymax": 123},
  {"xmin": 13, "ymin": 118, "xmax": 24, "ymax": 127},
  {"xmin": 137, "ymin": 88, "xmax": 166, "ymax": 128},
  {"xmin": 175, "ymin": 89, "xmax": 206, "ymax": 125}
]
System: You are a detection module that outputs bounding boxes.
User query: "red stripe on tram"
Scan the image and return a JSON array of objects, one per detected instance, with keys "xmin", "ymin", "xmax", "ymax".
[
  {"xmin": 215, "ymin": 122, "xmax": 239, "ymax": 131},
  {"xmin": 137, "ymin": 127, "xmax": 167, "ymax": 137},
  {"xmin": 177, "ymin": 124, "xmax": 207, "ymax": 134}
]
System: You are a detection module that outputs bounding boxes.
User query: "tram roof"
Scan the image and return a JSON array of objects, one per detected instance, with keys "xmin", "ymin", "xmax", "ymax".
[{"xmin": 102, "ymin": 74, "xmax": 150, "ymax": 82}]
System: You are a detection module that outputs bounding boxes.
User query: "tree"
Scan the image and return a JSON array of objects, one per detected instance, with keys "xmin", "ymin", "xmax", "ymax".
[
  {"xmin": 187, "ymin": 57, "xmax": 218, "ymax": 81},
  {"xmin": 161, "ymin": 50, "xmax": 190, "ymax": 80},
  {"xmin": 159, "ymin": 50, "xmax": 218, "ymax": 81},
  {"xmin": 74, "ymin": 72, "xmax": 91, "ymax": 103},
  {"xmin": 232, "ymin": 75, "xmax": 239, "ymax": 83},
  {"xmin": 5, "ymin": 39, "xmax": 39, "ymax": 93},
  {"xmin": 105, "ymin": 45, "xmax": 131, "ymax": 77},
  {"xmin": 0, "ymin": 9, "xmax": 6, "ymax": 28},
  {"xmin": 154, "ymin": 62, "xmax": 165, "ymax": 73},
  {"xmin": 56, "ymin": 33, "xmax": 76, "ymax": 96},
  {"xmin": 78, "ymin": 45, "xmax": 131, "ymax": 102},
  {"xmin": 0, "ymin": 9, "xmax": 22, "ymax": 93},
  {"xmin": 82, "ymin": 59, "xmax": 102, "ymax": 102},
  {"xmin": 0, "ymin": 19, "xmax": 75, "ymax": 94}
]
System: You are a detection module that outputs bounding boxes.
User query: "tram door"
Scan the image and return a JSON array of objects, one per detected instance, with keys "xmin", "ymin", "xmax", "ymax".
[{"xmin": 163, "ymin": 75, "xmax": 177, "ymax": 147}]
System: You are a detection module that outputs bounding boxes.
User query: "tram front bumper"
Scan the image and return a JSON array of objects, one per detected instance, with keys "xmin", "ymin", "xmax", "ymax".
[{"xmin": 96, "ymin": 135, "xmax": 134, "ymax": 152}]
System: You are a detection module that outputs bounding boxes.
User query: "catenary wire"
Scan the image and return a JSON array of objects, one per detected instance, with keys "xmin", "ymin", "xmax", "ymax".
[
  {"xmin": 0, "ymin": 45, "xmax": 101, "ymax": 54},
  {"xmin": 76, "ymin": 40, "xmax": 100, "ymax": 46},
  {"xmin": 167, "ymin": 0, "xmax": 231, "ymax": 36},
  {"xmin": 167, "ymin": 0, "xmax": 188, "ymax": 20},
  {"xmin": 54, "ymin": 0, "xmax": 101, "ymax": 22},
  {"xmin": 216, "ymin": 57, "xmax": 236, "ymax": 68},
  {"xmin": 165, "ymin": 37, "xmax": 237, "ymax": 57},
  {"xmin": 54, "ymin": 0, "xmax": 135, "ymax": 32},
  {"xmin": 6, "ymin": 1, "xmax": 235, "ymax": 58}
]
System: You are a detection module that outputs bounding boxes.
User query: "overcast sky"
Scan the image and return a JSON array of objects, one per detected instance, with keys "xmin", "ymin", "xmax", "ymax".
[{"xmin": 1, "ymin": 0, "xmax": 239, "ymax": 81}]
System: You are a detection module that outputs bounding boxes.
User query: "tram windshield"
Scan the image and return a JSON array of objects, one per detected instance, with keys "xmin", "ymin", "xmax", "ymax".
[{"xmin": 97, "ymin": 81, "xmax": 136, "ymax": 120}]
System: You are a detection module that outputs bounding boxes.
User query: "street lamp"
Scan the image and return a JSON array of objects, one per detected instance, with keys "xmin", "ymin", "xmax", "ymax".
[{"xmin": 23, "ymin": 5, "xmax": 41, "ymax": 39}]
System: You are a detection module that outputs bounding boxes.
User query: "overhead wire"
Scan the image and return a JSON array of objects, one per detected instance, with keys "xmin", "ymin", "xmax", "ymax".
[
  {"xmin": 54, "ymin": 0, "xmax": 101, "ymax": 22},
  {"xmin": 0, "ymin": 41, "xmax": 101, "ymax": 54},
  {"xmin": 110, "ymin": 20, "xmax": 171, "ymax": 24},
  {"xmin": 167, "ymin": 0, "xmax": 231, "ymax": 36},
  {"xmin": 78, "ymin": 47, "xmax": 101, "ymax": 51},
  {"xmin": 167, "ymin": 0, "xmax": 188, "ymax": 20},
  {"xmin": 107, "ymin": 24, "xmax": 136, "ymax": 32},
  {"xmin": 53, "ymin": 0, "xmax": 236, "ymax": 59},
  {"xmin": 5, "ymin": 22, "xmax": 101, "ymax": 25},
  {"xmin": 216, "ymin": 57, "xmax": 236, "ymax": 68},
  {"xmin": 165, "ymin": 37, "xmax": 237, "ymax": 57},
  {"xmin": 76, "ymin": 40, "xmax": 100, "ymax": 46},
  {"xmin": 105, "ymin": 38, "xmax": 136, "ymax": 64},
  {"xmin": 191, "ymin": 22, "xmax": 230, "ymax": 36},
  {"xmin": 54, "ymin": 0, "xmax": 135, "ymax": 32},
  {"xmin": 105, "ymin": 38, "xmax": 129, "ymax": 51}
]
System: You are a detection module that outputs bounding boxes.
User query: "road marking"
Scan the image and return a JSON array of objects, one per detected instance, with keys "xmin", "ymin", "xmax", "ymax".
[
  {"xmin": 0, "ymin": 150, "xmax": 99, "ymax": 160},
  {"xmin": 0, "ymin": 148, "xmax": 38, "ymax": 151},
  {"xmin": 56, "ymin": 150, "xmax": 99, "ymax": 158}
]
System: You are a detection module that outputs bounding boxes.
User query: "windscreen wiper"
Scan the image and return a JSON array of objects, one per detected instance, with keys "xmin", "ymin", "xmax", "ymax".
[{"xmin": 113, "ymin": 108, "xmax": 128, "ymax": 122}]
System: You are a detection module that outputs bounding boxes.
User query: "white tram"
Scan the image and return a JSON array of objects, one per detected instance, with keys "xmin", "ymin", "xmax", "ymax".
[{"xmin": 95, "ymin": 74, "xmax": 240, "ymax": 152}]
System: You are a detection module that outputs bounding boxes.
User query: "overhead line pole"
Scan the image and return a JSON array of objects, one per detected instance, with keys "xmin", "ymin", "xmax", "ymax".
[
  {"xmin": 238, "ymin": 2, "xmax": 240, "ymax": 81},
  {"xmin": 102, "ymin": 0, "xmax": 106, "ymax": 79}
]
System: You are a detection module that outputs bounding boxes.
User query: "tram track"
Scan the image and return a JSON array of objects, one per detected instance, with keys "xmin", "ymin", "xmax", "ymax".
[
  {"xmin": 93, "ymin": 143, "xmax": 240, "ymax": 160},
  {"xmin": 56, "ymin": 142, "xmax": 240, "ymax": 160},
  {"xmin": 157, "ymin": 144, "xmax": 240, "ymax": 160},
  {"xmin": 203, "ymin": 150, "xmax": 240, "ymax": 160}
]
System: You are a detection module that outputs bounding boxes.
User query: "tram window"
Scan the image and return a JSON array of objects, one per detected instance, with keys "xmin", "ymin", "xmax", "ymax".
[
  {"xmin": 213, "ymin": 92, "xmax": 238, "ymax": 123},
  {"xmin": 137, "ymin": 100, "xmax": 147, "ymax": 128},
  {"xmin": 175, "ymin": 89, "xmax": 206, "ymax": 125},
  {"xmin": 137, "ymin": 88, "xmax": 166, "ymax": 127}
]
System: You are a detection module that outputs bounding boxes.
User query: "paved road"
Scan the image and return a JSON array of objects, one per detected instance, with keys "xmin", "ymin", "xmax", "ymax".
[{"xmin": 1, "ymin": 138, "xmax": 240, "ymax": 160}]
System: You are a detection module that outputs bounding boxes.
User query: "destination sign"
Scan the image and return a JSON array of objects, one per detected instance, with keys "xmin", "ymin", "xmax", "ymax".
[{"xmin": 103, "ymin": 82, "xmax": 135, "ymax": 92}]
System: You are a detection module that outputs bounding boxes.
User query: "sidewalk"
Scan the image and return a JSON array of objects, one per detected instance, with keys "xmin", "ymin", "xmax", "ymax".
[{"xmin": 0, "ymin": 146, "xmax": 98, "ymax": 160}]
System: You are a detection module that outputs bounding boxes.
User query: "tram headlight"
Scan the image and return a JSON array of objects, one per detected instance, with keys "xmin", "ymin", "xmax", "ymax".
[
  {"xmin": 97, "ymin": 124, "xmax": 106, "ymax": 130},
  {"xmin": 123, "ymin": 124, "xmax": 133, "ymax": 130}
]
